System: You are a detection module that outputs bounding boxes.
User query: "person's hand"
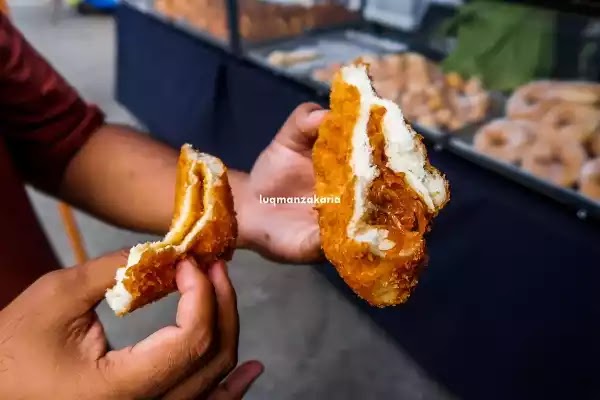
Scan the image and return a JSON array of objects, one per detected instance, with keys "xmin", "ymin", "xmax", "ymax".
[
  {"xmin": 0, "ymin": 252, "xmax": 263, "ymax": 399},
  {"xmin": 235, "ymin": 103, "xmax": 328, "ymax": 263}
]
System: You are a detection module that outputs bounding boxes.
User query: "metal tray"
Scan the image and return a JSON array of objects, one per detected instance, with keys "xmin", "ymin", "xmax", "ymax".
[
  {"xmin": 448, "ymin": 140, "xmax": 600, "ymax": 221},
  {"xmin": 446, "ymin": 93, "xmax": 600, "ymax": 221},
  {"xmin": 448, "ymin": 91, "xmax": 507, "ymax": 140},
  {"xmin": 248, "ymin": 29, "xmax": 408, "ymax": 77}
]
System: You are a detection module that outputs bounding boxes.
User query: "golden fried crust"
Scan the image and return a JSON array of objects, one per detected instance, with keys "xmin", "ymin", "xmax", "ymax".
[
  {"xmin": 107, "ymin": 144, "xmax": 237, "ymax": 315},
  {"xmin": 122, "ymin": 247, "xmax": 179, "ymax": 314},
  {"xmin": 189, "ymin": 171, "xmax": 237, "ymax": 263},
  {"xmin": 313, "ymin": 66, "xmax": 449, "ymax": 307}
]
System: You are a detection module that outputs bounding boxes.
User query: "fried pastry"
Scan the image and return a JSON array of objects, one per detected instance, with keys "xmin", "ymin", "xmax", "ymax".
[
  {"xmin": 105, "ymin": 144, "xmax": 237, "ymax": 316},
  {"xmin": 313, "ymin": 62, "xmax": 449, "ymax": 307}
]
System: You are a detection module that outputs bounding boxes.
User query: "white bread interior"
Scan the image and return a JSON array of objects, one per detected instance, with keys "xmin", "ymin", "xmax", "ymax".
[
  {"xmin": 105, "ymin": 146, "xmax": 225, "ymax": 315},
  {"xmin": 341, "ymin": 64, "xmax": 448, "ymax": 255}
]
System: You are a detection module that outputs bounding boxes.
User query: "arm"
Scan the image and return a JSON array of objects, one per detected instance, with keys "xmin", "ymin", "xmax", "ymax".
[
  {"xmin": 1, "ymin": 13, "xmax": 324, "ymax": 262},
  {"xmin": 0, "ymin": 13, "xmax": 253, "ymax": 246}
]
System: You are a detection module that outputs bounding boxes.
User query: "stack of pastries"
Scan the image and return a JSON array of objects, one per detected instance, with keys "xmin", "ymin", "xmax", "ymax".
[
  {"xmin": 311, "ymin": 52, "xmax": 490, "ymax": 132},
  {"xmin": 473, "ymin": 81, "xmax": 600, "ymax": 201},
  {"xmin": 154, "ymin": 0, "xmax": 357, "ymax": 43}
]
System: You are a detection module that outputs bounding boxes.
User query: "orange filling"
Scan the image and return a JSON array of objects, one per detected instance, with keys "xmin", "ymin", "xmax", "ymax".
[{"xmin": 364, "ymin": 105, "xmax": 429, "ymax": 254}]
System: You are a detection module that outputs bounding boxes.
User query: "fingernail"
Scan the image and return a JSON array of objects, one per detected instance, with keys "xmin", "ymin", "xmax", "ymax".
[
  {"xmin": 177, "ymin": 257, "xmax": 197, "ymax": 271},
  {"xmin": 307, "ymin": 109, "xmax": 328, "ymax": 125},
  {"xmin": 207, "ymin": 260, "xmax": 225, "ymax": 280},
  {"xmin": 241, "ymin": 360, "xmax": 265, "ymax": 379}
]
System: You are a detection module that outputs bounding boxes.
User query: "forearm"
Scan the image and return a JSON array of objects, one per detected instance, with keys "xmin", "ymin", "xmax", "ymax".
[{"xmin": 60, "ymin": 124, "xmax": 251, "ymax": 245}]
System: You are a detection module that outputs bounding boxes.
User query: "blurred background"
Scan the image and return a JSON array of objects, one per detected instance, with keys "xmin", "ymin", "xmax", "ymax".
[{"xmin": 4, "ymin": 0, "xmax": 600, "ymax": 399}]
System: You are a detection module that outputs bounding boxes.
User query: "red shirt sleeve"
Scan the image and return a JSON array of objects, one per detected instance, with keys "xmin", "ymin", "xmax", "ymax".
[{"xmin": 0, "ymin": 13, "xmax": 104, "ymax": 192}]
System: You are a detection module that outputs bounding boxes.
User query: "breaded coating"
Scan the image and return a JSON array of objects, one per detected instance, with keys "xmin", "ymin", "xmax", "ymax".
[
  {"xmin": 313, "ymin": 62, "xmax": 449, "ymax": 307},
  {"xmin": 105, "ymin": 144, "xmax": 237, "ymax": 315}
]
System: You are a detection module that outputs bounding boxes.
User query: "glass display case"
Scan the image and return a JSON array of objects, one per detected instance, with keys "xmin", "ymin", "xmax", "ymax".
[
  {"xmin": 153, "ymin": 0, "xmax": 231, "ymax": 43},
  {"xmin": 144, "ymin": 0, "xmax": 600, "ymax": 216},
  {"xmin": 236, "ymin": 0, "xmax": 362, "ymax": 45},
  {"xmin": 152, "ymin": 0, "xmax": 362, "ymax": 45}
]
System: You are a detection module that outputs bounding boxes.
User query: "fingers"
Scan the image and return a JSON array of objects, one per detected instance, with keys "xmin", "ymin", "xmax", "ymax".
[
  {"xmin": 297, "ymin": 225, "xmax": 323, "ymax": 264},
  {"xmin": 162, "ymin": 261, "xmax": 240, "ymax": 400},
  {"xmin": 100, "ymin": 258, "xmax": 217, "ymax": 398},
  {"xmin": 174, "ymin": 258, "xmax": 217, "ymax": 332},
  {"xmin": 206, "ymin": 361, "xmax": 264, "ymax": 400},
  {"xmin": 274, "ymin": 103, "xmax": 328, "ymax": 155}
]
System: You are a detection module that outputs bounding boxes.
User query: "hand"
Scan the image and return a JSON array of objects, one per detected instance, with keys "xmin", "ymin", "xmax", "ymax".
[
  {"xmin": 0, "ymin": 253, "xmax": 263, "ymax": 399},
  {"xmin": 235, "ymin": 103, "xmax": 328, "ymax": 263}
]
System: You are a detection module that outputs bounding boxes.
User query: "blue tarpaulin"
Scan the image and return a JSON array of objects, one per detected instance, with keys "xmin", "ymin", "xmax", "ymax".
[{"xmin": 83, "ymin": 0, "xmax": 118, "ymax": 10}]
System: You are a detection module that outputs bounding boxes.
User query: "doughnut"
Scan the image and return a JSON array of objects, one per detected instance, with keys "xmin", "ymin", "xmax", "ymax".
[
  {"xmin": 267, "ymin": 49, "xmax": 320, "ymax": 67},
  {"xmin": 447, "ymin": 89, "xmax": 489, "ymax": 125},
  {"xmin": 433, "ymin": 108, "xmax": 452, "ymax": 126},
  {"xmin": 579, "ymin": 158, "xmax": 600, "ymax": 201},
  {"xmin": 381, "ymin": 53, "xmax": 404, "ymax": 74},
  {"xmin": 313, "ymin": 62, "xmax": 450, "ymax": 307},
  {"xmin": 416, "ymin": 114, "xmax": 440, "ymax": 130},
  {"xmin": 589, "ymin": 131, "xmax": 600, "ymax": 157},
  {"xmin": 404, "ymin": 53, "xmax": 435, "ymax": 92},
  {"xmin": 548, "ymin": 82, "xmax": 600, "ymax": 105},
  {"xmin": 447, "ymin": 117, "xmax": 466, "ymax": 131},
  {"xmin": 399, "ymin": 90, "xmax": 433, "ymax": 122},
  {"xmin": 311, "ymin": 63, "xmax": 341, "ymax": 84},
  {"xmin": 445, "ymin": 72, "xmax": 464, "ymax": 89},
  {"xmin": 360, "ymin": 55, "xmax": 389, "ymax": 81},
  {"xmin": 474, "ymin": 119, "xmax": 536, "ymax": 164},
  {"xmin": 506, "ymin": 81, "xmax": 559, "ymax": 120},
  {"xmin": 541, "ymin": 103, "xmax": 600, "ymax": 144},
  {"xmin": 441, "ymin": 76, "xmax": 489, "ymax": 128},
  {"xmin": 372, "ymin": 79, "xmax": 400, "ymax": 102},
  {"xmin": 105, "ymin": 144, "xmax": 237, "ymax": 315},
  {"xmin": 521, "ymin": 139, "xmax": 587, "ymax": 187}
]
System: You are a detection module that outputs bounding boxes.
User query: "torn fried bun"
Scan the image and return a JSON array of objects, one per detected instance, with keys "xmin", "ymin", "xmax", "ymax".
[
  {"xmin": 105, "ymin": 144, "xmax": 237, "ymax": 316},
  {"xmin": 313, "ymin": 62, "xmax": 449, "ymax": 307}
]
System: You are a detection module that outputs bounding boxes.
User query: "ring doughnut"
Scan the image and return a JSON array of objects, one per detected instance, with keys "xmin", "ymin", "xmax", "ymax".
[
  {"xmin": 372, "ymin": 79, "xmax": 401, "ymax": 102},
  {"xmin": 579, "ymin": 158, "xmax": 600, "ymax": 201},
  {"xmin": 404, "ymin": 53, "xmax": 436, "ymax": 92},
  {"xmin": 548, "ymin": 82, "xmax": 600, "ymax": 105},
  {"xmin": 589, "ymin": 131, "xmax": 600, "ymax": 157},
  {"xmin": 521, "ymin": 139, "xmax": 587, "ymax": 187},
  {"xmin": 541, "ymin": 103, "xmax": 600, "ymax": 144},
  {"xmin": 312, "ymin": 63, "xmax": 342, "ymax": 84},
  {"xmin": 399, "ymin": 90, "xmax": 431, "ymax": 121},
  {"xmin": 474, "ymin": 119, "xmax": 536, "ymax": 164},
  {"xmin": 506, "ymin": 81, "xmax": 558, "ymax": 120},
  {"xmin": 449, "ymin": 89, "xmax": 490, "ymax": 125}
]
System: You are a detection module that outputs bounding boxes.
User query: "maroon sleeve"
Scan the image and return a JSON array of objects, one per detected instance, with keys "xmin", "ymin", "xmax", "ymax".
[{"xmin": 0, "ymin": 13, "xmax": 105, "ymax": 192}]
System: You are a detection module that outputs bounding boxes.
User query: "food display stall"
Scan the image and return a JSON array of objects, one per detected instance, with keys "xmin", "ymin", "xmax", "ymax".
[{"xmin": 115, "ymin": 1, "xmax": 600, "ymax": 399}]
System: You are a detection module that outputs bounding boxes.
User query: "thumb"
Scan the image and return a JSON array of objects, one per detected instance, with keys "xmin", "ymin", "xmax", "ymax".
[
  {"xmin": 295, "ymin": 225, "xmax": 323, "ymax": 264},
  {"xmin": 206, "ymin": 361, "xmax": 264, "ymax": 400},
  {"xmin": 274, "ymin": 103, "xmax": 328, "ymax": 155},
  {"xmin": 54, "ymin": 249, "xmax": 129, "ymax": 315}
]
